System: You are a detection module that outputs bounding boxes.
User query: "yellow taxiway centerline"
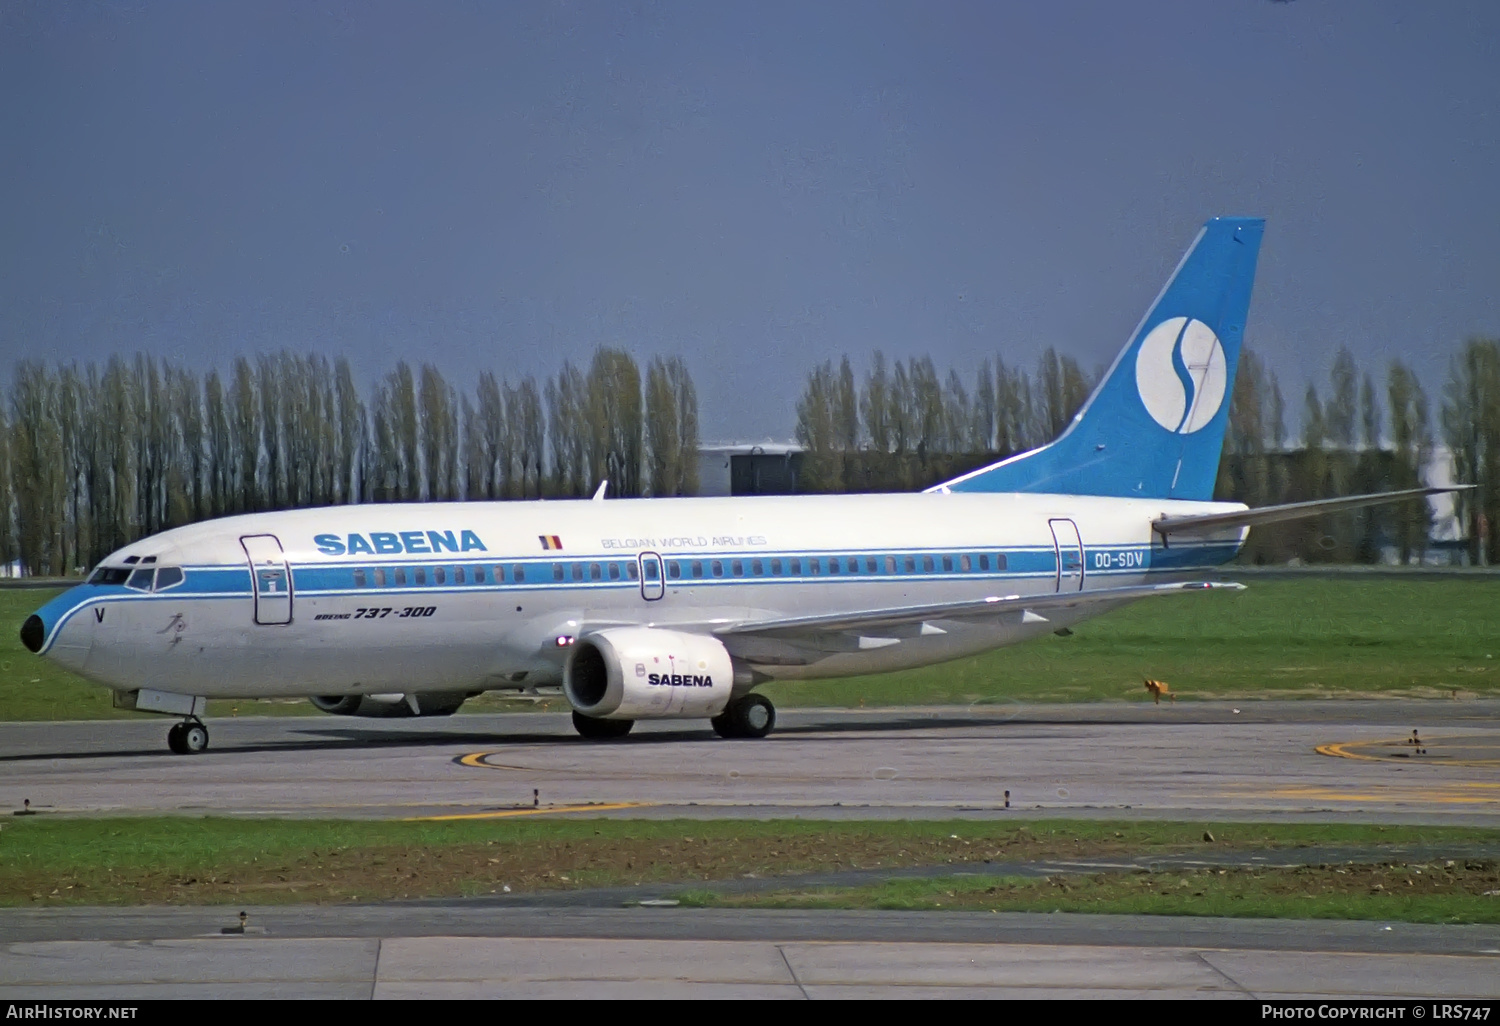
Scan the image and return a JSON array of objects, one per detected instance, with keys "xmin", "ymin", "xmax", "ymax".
[
  {"xmin": 1315, "ymin": 736, "xmax": 1500, "ymax": 768},
  {"xmin": 1214, "ymin": 783, "xmax": 1500, "ymax": 805},
  {"xmin": 408, "ymin": 802, "xmax": 653, "ymax": 822},
  {"xmin": 457, "ymin": 751, "xmax": 535, "ymax": 771}
]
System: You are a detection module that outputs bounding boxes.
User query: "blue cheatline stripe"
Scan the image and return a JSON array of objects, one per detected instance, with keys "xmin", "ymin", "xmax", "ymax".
[
  {"xmin": 139, "ymin": 542, "xmax": 1247, "ymax": 599},
  {"xmin": 40, "ymin": 539, "xmax": 1240, "ymax": 652}
]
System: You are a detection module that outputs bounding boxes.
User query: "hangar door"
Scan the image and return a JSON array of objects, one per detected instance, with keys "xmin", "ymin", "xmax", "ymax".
[{"xmin": 241, "ymin": 534, "xmax": 294, "ymax": 625}]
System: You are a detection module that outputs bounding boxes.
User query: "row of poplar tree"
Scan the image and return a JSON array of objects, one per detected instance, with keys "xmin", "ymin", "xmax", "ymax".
[
  {"xmin": 794, "ymin": 347, "xmax": 1094, "ymax": 492},
  {"xmin": 794, "ymin": 339, "xmax": 1500, "ymax": 566},
  {"xmin": 0, "ymin": 348, "xmax": 698, "ymax": 575},
  {"xmin": 3, "ymin": 337, "xmax": 1497, "ymax": 575}
]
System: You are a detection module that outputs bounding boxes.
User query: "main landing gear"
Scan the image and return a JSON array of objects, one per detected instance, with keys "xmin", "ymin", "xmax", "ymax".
[
  {"xmin": 572, "ymin": 710, "xmax": 634, "ymax": 740},
  {"xmin": 712, "ymin": 694, "xmax": 776, "ymax": 740},
  {"xmin": 166, "ymin": 720, "xmax": 209, "ymax": 755}
]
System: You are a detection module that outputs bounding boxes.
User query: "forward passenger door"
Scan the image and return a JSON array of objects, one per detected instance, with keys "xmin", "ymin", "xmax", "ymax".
[{"xmin": 241, "ymin": 534, "xmax": 294, "ymax": 625}]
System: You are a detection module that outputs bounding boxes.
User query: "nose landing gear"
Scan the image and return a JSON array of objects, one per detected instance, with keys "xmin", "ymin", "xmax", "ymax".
[{"xmin": 167, "ymin": 720, "xmax": 209, "ymax": 755}]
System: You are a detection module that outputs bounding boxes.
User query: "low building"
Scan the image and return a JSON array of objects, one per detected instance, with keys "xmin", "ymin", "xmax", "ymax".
[{"xmin": 696, "ymin": 442, "xmax": 804, "ymax": 497}]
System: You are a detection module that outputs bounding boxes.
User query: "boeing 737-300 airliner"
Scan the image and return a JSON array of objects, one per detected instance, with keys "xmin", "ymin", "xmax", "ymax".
[{"xmin": 20, "ymin": 217, "xmax": 1459, "ymax": 753}]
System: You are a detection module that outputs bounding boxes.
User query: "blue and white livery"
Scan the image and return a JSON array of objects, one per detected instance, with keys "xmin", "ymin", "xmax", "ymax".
[{"xmin": 21, "ymin": 217, "xmax": 1453, "ymax": 753}]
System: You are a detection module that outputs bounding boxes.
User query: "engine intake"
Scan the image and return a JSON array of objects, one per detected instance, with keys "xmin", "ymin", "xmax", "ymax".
[{"xmin": 563, "ymin": 627, "xmax": 734, "ymax": 720}]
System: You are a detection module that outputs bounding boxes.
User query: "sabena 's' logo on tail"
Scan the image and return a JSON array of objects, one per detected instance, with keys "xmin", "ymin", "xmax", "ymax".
[{"xmin": 1134, "ymin": 316, "xmax": 1227, "ymax": 434}]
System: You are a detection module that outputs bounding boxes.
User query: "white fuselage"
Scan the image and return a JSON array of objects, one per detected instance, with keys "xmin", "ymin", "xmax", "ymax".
[{"xmin": 31, "ymin": 491, "xmax": 1245, "ymax": 700}]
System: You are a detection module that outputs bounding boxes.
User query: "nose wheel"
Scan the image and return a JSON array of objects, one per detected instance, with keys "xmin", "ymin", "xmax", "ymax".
[
  {"xmin": 167, "ymin": 720, "xmax": 209, "ymax": 755},
  {"xmin": 711, "ymin": 694, "xmax": 775, "ymax": 739}
]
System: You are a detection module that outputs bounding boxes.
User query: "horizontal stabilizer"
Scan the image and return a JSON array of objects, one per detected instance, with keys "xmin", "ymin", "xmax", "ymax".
[
  {"xmin": 716, "ymin": 580, "xmax": 1244, "ymax": 640},
  {"xmin": 1152, "ymin": 485, "xmax": 1472, "ymax": 539}
]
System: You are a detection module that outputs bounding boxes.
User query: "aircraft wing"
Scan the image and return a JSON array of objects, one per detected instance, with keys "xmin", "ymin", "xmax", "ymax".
[
  {"xmin": 713, "ymin": 580, "xmax": 1244, "ymax": 640},
  {"xmin": 1152, "ymin": 485, "xmax": 1471, "ymax": 539}
]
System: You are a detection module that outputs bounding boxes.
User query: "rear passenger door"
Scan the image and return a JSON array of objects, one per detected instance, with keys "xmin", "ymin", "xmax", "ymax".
[{"xmin": 1048, "ymin": 519, "xmax": 1085, "ymax": 592}]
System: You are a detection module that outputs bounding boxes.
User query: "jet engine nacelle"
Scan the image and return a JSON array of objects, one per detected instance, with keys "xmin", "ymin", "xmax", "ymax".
[
  {"xmin": 309, "ymin": 692, "xmax": 471, "ymax": 717},
  {"xmin": 563, "ymin": 627, "xmax": 734, "ymax": 720}
]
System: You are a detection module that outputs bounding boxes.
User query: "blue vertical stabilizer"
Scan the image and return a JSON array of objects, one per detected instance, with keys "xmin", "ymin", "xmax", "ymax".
[{"xmin": 935, "ymin": 217, "xmax": 1264, "ymax": 501}]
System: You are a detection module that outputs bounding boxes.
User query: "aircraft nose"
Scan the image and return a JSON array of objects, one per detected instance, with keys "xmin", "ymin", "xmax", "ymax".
[{"xmin": 20, "ymin": 614, "xmax": 44, "ymax": 654}]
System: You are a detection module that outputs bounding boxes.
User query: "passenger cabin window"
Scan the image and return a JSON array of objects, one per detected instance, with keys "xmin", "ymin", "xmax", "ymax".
[
  {"xmin": 770, "ymin": 558, "xmax": 782, "ymax": 575},
  {"xmin": 643, "ymin": 561, "xmax": 658, "ymax": 580},
  {"xmin": 904, "ymin": 556, "xmax": 916, "ymax": 573},
  {"xmin": 414, "ymin": 568, "xmax": 427, "ymax": 585},
  {"xmin": 885, "ymin": 556, "xmax": 897, "ymax": 574},
  {"xmin": 691, "ymin": 561, "xmax": 703, "ymax": 578},
  {"xmin": 731, "ymin": 560, "xmax": 743, "ymax": 577},
  {"xmin": 942, "ymin": 555, "xmax": 954, "ymax": 572},
  {"xmin": 394, "ymin": 568, "xmax": 407, "ymax": 586},
  {"xmin": 995, "ymin": 553, "xmax": 1008, "ymax": 571},
  {"xmin": 590, "ymin": 562, "xmax": 603, "ymax": 581},
  {"xmin": 375, "ymin": 568, "xmax": 387, "ymax": 587},
  {"xmin": 978, "ymin": 554, "xmax": 990, "ymax": 571},
  {"xmin": 626, "ymin": 562, "xmax": 638, "ymax": 580},
  {"xmin": 434, "ymin": 567, "xmax": 447, "ymax": 585},
  {"xmin": 608, "ymin": 563, "xmax": 620, "ymax": 581},
  {"xmin": 571, "ymin": 564, "xmax": 584, "ymax": 582},
  {"xmin": 752, "ymin": 559, "xmax": 764, "ymax": 576},
  {"xmin": 474, "ymin": 567, "xmax": 486, "ymax": 584},
  {"xmin": 827, "ymin": 559, "xmax": 839, "ymax": 575},
  {"xmin": 512, "ymin": 565, "xmax": 525, "ymax": 583},
  {"xmin": 455, "ymin": 566, "xmax": 466, "ymax": 584},
  {"xmin": 667, "ymin": 561, "xmax": 681, "ymax": 580},
  {"xmin": 154, "ymin": 566, "xmax": 184, "ymax": 591},
  {"xmin": 711, "ymin": 560, "xmax": 724, "ymax": 578},
  {"xmin": 960, "ymin": 554, "xmax": 972, "ymax": 572},
  {"xmin": 553, "ymin": 564, "xmax": 565, "ymax": 582},
  {"xmin": 789, "ymin": 558, "xmax": 802, "ymax": 574},
  {"xmin": 923, "ymin": 556, "xmax": 935, "ymax": 572},
  {"xmin": 353, "ymin": 569, "xmax": 367, "ymax": 588}
]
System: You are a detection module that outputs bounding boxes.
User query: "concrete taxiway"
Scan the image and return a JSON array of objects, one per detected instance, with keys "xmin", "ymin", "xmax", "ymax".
[
  {"xmin": 2, "ymin": 702, "xmax": 1499, "ymax": 998},
  {"xmin": 3, "ymin": 906, "xmax": 1499, "ymax": 999},
  {"xmin": 1, "ymin": 701, "xmax": 1496, "ymax": 823}
]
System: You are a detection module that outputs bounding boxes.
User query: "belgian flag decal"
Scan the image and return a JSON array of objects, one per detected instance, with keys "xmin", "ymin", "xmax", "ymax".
[{"xmin": 540, "ymin": 535, "xmax": 563, "ymax": 551}]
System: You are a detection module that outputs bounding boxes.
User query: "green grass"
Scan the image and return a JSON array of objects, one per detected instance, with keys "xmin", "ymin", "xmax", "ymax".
[
  {"xmin": 3, "ymin": 816, "xmax": 1495, "ymax": 913},
  {"xmin": 2, "ymin": 579, "xmax": 1496, "ymax": 720},
  {"xmin": 673, "ymin": 866, "xmax": 1500, "ymax": 925},
  {"xmin": 763, "ymin": 578, "xmax": 1500, "ymax": 706}
]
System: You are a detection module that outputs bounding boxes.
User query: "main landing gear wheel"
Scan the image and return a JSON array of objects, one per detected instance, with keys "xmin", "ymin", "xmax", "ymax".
[
  {"xmin": 166, "ymin": 721, "xmax": 209, "ymax": 755},
  {"xmin": 572, "ymin": 710, "xmax": 634, "ymax": 740},
  {"xmin": 711, "ymin": 694, "xmax": 776, "ymax": 739}
]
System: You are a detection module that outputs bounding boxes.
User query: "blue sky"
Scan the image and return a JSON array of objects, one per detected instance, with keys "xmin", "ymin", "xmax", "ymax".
[{"xmin": 2, "ymin": 0, "xmax": 1496, "ymax": 439}]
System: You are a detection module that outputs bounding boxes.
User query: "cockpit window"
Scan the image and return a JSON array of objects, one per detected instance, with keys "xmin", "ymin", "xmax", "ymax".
[
  {"xmin": 126, "ymin": 568, "xmax": 155, "ymax": 592},
  {"xmin": 154, "ymin": 566, "xmax": 185, "ymax": 591},
  {"xmin": 89, "ymin": 567, "xmax": 132, "ymax": 585}
]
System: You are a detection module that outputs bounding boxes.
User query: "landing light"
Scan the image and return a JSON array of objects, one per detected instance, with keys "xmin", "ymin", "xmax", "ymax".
[{"xmin": 555, "ymin": 635, "xmax": 575, "ymax": 647}]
